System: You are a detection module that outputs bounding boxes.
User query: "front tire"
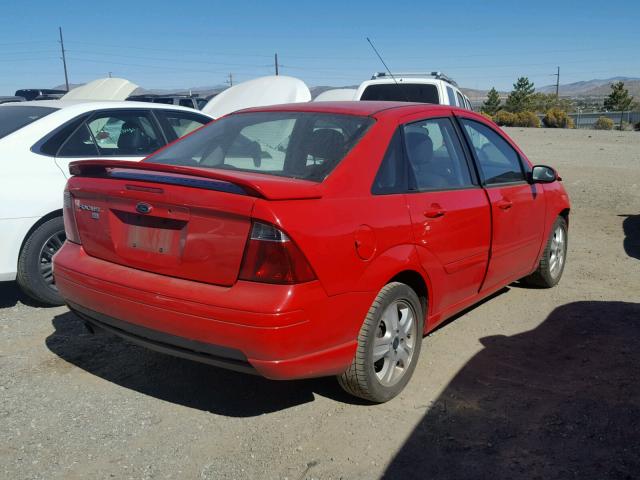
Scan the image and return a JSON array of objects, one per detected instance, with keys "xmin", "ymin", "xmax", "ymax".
[
  {"xmin": 338, "ymin": 282, "xmax": 424, "ymax": 403},
  {"xmin": 16, "ymin": 217, "xmax": 66, "ymax": 306},
  {"xmin": 523, "ymin": 216, "xmax": 568, "ymax": 288}
]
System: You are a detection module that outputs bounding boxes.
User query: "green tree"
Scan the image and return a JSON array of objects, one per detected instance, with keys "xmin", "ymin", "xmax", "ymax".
[
  {"xmin": 530, "ymin": 92, "xmax": 574, "ymax": 114},
  {"xmin": 505, "ymin": 77, "xmax": 535, "ymax": 113},
  {"xmin": 604, "ymin": 82, "xmax": 634, "ymax": 128},
  {"xmin": 481, "ymin": 87, "xmax": 501, "ymax": 115}
]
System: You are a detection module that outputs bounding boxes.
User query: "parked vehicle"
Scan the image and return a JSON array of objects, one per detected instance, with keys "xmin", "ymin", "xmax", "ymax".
[
  {"xmin": 127, "ymin": 94, "xmax": 208, "ymax": 110},
  {"xmin": 354, "ymin": 72, "xmax": 473, "ymax": 109},
  {"xmin": 54, "ymin": 101, "xmax": 570, "ymax": 402},
  {"xmin": 0, "ymin": 100, "xmax": 213, "ymax": 305},
  {"xmin": 14, "ymin": 89, "xmax": 67, "ymax": 101}
]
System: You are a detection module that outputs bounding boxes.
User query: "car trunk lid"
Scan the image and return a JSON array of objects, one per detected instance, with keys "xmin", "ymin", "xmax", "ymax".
[{"xmin": 66, "ymin": 160, "xmax": 320, "ymax": 286}]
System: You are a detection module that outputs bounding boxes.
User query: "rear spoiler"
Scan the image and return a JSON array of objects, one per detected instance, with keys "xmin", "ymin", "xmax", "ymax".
[{"xmin": 69, "ymin": 160, "xmax": 322, "ymax": 201}]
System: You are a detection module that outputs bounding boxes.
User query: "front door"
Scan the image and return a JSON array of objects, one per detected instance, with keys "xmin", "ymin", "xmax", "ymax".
[{"xmin": 458, "ymin": 118, "xmax": 546, "ymax": 291}]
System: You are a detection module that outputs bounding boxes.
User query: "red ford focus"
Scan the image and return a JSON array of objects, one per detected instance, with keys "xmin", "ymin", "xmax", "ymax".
[{"xmin": 54, "ymin": 102, "xmax": 570, "ymax": 402}]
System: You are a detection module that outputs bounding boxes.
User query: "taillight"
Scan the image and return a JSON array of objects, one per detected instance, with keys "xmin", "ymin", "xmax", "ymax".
[
  {"xmin": 239, "ymin": 222, "xmax": 315, "ymax": 284},
  {"xmin": 63, "ymin": 189, "xmax": 82, "ymax": 244}
]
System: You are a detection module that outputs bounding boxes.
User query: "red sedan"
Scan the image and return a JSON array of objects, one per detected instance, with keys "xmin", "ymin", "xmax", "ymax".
[{"xmin": 54, "ymin": 102, "xmax": 570, "ymax": 402}]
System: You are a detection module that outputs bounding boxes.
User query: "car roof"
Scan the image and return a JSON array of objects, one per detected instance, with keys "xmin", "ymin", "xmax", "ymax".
[
  {"xmin": 237, "ymin": 101, "xmax": 461, "ymax": 118},
  {"xmin": 1, "ymin": 99, "xmax": 211, "ymax": 116}
]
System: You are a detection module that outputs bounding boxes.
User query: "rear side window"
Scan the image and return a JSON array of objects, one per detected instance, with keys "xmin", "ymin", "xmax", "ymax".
[
  {"xmin": 0, "ymin": 106, "xmax": 57, "ymax": 139},
  {"xmin": 456, "ymin": 92, "xmax": 465, "ymax": 108},
  {"xmin": 372, "ymin": 130, "xmax": 406, "ymax": 194},
  {"xmin": 404, "ymin": 118, "xmax": 473, "ymax": 190},
  {"xmin": 178, "ymin": 99, "xmax": 194, "ymax": 108},
  {"xmin": 58, "ymin": 123, "xmax": 99, "ymax": 157},
  {"xmin": 360, "ymin": 84, "xmax": 440, "ymax": 104},
  {"xmin": 460, "ymin": 119, "xmax": 525, "ymax": 184},
  {"xmin": 149, "ymin": 112, "xmax": 374, "ymax": 182},
  {"xmin": 38, "ymin": 114, "xmax": 90, "ymax": 156}
]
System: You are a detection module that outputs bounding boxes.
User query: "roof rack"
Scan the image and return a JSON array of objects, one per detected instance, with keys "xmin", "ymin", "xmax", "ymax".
[{"xmin": 371, "ymin": 71, "xmax": 458, "ymax": 87}]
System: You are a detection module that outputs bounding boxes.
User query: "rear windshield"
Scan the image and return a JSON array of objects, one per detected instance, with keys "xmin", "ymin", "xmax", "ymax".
[
  {"xmin": 361, "ymin": 83, "xmax": 440, "ymax": 104},
  {"xmin": 0, "ymin": 106, "xmax": 58, "ymax": 139},
  {"xmin": 149, "ymin": 112, "xmax": 374, "ymax": 182}
]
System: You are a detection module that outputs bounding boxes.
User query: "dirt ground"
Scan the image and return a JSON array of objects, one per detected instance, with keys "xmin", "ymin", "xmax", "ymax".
[{"xmin": 1, "ymin": 127, "xmax": 639, "ymax": 480}]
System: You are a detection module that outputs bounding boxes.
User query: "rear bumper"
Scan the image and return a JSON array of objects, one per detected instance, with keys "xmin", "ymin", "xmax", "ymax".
[{"xmin": 54, "ymin": 242, "xmax": 373, "ymax": 380}]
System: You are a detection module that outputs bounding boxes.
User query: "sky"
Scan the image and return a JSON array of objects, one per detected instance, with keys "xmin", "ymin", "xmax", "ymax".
[{"xmin": 1, "ymin": 0, "xmax": 638, "ymax": 95}]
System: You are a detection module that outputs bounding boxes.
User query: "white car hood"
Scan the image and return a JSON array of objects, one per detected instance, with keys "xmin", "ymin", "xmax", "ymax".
[
  {"xmin": 62, "ymin": 78, "xmax": 139, "ymax": 101},
  {"xmin": 202, "ymin": 75, "xmax": 311, "ymax": 118},
  {"xmin": 313, "ymin": 88, "xmax": 357, "ymax": 101}
]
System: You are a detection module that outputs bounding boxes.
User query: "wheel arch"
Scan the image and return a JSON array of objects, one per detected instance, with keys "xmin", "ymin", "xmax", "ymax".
[
  {"xmin": 18, "ymin": 209, "xmax": 63, "ymax": 255},
  {"xmin": 388, "ymin": 270, "xmax": 428, "ymax": 319}
]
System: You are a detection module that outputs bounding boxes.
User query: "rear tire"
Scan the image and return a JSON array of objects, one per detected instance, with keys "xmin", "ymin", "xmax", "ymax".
[
  {"xmin": 16, "ymin": 217, "xmax": 66, "ymax": 306},
  {"xmin": 522, "ymin": 216, "xmax": 568, "ymax": 288},
  {"xmin": 338, "ymin": 282, "xmax": 424, "ymax": 403}
]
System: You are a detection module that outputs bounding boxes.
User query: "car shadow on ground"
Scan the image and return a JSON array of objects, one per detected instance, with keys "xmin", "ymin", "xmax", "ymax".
[
  {"xmin": 382, "ymin": 301, "xmax": 640, "ymax": 479},
  {"xmin": 44, "ymin": 288, "xmax": 512, "ymax": 418},
  {"xmin": 620, "ymin": 214, "xmax": 640, "ymax": 260},
  {"xmin": 45, "ymin": 310, "xmax": 368, "ymax": 417}
]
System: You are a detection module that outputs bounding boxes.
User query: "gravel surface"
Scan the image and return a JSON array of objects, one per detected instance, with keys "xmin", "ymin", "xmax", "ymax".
[{"xmin": 1, "ymin": 128, "xmax": 639, "ymax": 480}]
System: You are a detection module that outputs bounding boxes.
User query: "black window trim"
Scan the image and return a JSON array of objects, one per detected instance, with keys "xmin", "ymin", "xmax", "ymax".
[
  {"xmin": 403, "ymin": 115, "xmax": 481, "ymax": 194},
  {"xmin": 371, "ymin": 115, "xmax": 483, "ymax": 196},
  {"xmin": 454, "ymin": 115, "xmax": 529, "ymax": 187}
]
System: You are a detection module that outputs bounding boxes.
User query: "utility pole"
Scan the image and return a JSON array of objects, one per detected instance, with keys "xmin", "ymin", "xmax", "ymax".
[
  {"xmin": 554, "ymin": 66, "xmax": 560, "ymax": 99},
  {"xmin": 58, "ymin": 27, "xmax": 69, "ymax": 91},
  {"xmin": 274, "ymin": 53, "xmax": 279, "ymax": 76},
  {"xmin": 226, "ymin": 73, "xmax": 233, "ymax": 86}
]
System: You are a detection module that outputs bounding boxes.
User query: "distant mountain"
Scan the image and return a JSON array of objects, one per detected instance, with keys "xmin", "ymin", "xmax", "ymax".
[
  {"xmin": 538, "ymin": 77, "xmax": 640, "ymax": 97},
  {"xmin": 52, "ymin": 76, "xmax": 640, "ymax": 102}
]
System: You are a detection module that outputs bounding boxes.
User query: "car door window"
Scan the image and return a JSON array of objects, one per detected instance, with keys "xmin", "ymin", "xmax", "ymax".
[
  {"xmin": 403, "ymin": 118, "xmax": 473, "ymax": 191},
  {"xmin": 460, "ymin": 119, "xmax": 525, "ymax": 185},
  {"xmin": 155, "ymin": 110, "xmax": 211, "ymax": 140},
  {"xmin": 178, "ymin": 98, "xmax": 194, "ymax": 108},
  {"xmin": 57, "ymin": 123, "xmax": 99, "ymax": 157},
  {"xmin": 87, "ymin": 111, "xmax": 162, "ymax": 156}
]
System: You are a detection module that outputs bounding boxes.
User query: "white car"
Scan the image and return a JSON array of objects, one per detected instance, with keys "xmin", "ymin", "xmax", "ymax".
[
  {"xmin": 355, "ymin": 72, "xmax": 473, "ymax": 109},
  {"xmin": 0, "ymin": 100, "xmax": 212, "ymax": 305}
]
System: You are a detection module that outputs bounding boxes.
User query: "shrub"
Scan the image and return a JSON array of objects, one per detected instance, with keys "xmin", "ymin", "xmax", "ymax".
[
  {"xmin": 593, "ymin": 116, "xmax": 614, "ymax": 130},
  {"xmin": 515, "ymin": 111, "xmax": 541, "ymax": 128},
  {"xmin": 480, "ymin": 112, "xmax": 494, "ymax": 122},
  {"xmin": 543, "ymin": 108, "xmax": 574, "ymax": 128},
  {"xmin": 619, "ymin": 121, "xmax": 633, "ymax": 131},
  {"xmin": 494, "ymin": 110, "xmax": 516, "ymax": 127}
]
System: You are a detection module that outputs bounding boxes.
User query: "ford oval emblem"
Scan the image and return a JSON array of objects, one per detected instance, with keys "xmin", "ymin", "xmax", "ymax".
[{"xmin": 136, "ymin": 202, "xmax": 153, "ymax": 215}]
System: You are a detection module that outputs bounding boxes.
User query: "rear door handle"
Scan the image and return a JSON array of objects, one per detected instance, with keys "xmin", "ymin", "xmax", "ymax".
[
  {"xmin": 424, "ymin": 204, "xmax": 446, "ymax": 218},
  {"xmin": 496, "ymin": 199, "xmax": 513, "ymax": 210}
]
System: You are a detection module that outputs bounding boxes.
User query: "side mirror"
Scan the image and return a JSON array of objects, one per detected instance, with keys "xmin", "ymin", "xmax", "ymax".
[{"xmin": 530, "ymin": 165, "xmax": 558, "ymax": 184}]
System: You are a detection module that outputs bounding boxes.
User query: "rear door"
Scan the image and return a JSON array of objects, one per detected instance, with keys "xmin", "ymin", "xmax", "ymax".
[
  {"xmin": 400, "ymin": 114, "xmax": 491, "ymax": 315},
  {"xmin": 54, "ymin": 109, "xmax": 166, "ymax": 177},
  {"xmin": 458, "ymin": 117, "xmax": 546, "ymax": 290}
]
